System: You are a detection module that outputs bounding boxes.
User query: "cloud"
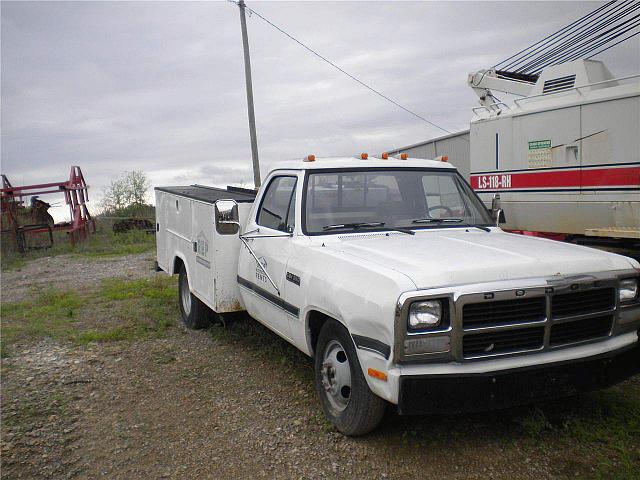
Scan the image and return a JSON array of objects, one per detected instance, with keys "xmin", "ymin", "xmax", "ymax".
[{"xmin": 2, "ymin": 1, "xmax": 638, "ymax": 221}]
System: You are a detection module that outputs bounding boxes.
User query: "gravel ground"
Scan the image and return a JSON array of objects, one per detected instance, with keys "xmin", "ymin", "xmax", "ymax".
[
  {"xmin": 2, "ymin": 331, "xmax": 557, "ymax": 480},
  {"xmin": 1, "ymin": 253, "xmax": 157, "ymax": 303},
  {"xmin": 1, "ymin": 253, "xmax": 638, "ymax": 479}
]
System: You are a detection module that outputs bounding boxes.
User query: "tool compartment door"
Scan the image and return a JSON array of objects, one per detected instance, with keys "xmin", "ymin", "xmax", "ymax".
[
  {"xmin": 191, "ymin": 201, "xmax": 215, "ymax": 306},
  {"xmin": 154, "ymin": 190, "xmax": 169, "ymax": 271}
]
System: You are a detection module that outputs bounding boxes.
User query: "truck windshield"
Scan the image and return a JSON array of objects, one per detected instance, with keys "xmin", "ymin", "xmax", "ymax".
[{"xmin": 303, "ymin": 169, "xmax": 493, "ymax": 234}]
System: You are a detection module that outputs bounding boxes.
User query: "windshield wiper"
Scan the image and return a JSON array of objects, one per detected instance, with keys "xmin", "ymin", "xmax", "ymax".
[
  {"xmin": 411, "ymin": 217, "xmax": 492, "ymax": 232},
  {"xmin": 466, "ymin": 225, "xmax": 492, "ymax": 232},
  {"xmin": 323, "ymin": 222, "xmax": 386, "ymax": 231},
  {"xmin": 411, "ymin": 218, "xmax": 464, "ymax": 224},
  {"xmin": 322, "ymin": 222, "xmax": 415, "ymax": 235}
]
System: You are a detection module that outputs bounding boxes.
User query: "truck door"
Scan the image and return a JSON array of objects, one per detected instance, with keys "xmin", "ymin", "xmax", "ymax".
[{"xmin": 237, "ymin": 175, "xmax": 298, "ymax": 340}]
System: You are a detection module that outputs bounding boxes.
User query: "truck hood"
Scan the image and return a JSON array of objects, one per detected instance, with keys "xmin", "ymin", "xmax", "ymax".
[{"xmin": 323, "ymin": 229, "xmax": 636, "ymax": 289}]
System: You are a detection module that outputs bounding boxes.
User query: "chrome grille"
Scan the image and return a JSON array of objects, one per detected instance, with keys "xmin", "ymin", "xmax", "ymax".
[
  {"xmin": 549, "ymin": 315, "xmax": 613, "ymax": 346},
  {"xmin": 551, "ymin": 288, "xmax": 615, "ymax": 318},
  {"xmin": 463, "ymin": 327, "xmax": 545, "ymax": 358},
  {"xmin": 460, "ymin": 286, "xmax": 617, "ymax": 360},
  {"xmin": 463, "ymin": 297, "xmax": 545, "ymax": 328}
]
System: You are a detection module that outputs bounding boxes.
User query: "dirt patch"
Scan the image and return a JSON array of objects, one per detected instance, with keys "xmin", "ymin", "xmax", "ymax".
[{"xmin": 1, "ymin": 253, "xmax": 159, "ymax": 303}]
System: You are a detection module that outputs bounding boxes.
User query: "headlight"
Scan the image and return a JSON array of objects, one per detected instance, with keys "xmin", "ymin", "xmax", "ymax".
[
  {"xmin": 408, "ymin": 300, "xmax": 442, "ymax": 330},
  {"xmin": 619, "ymin": 279, "xmax": 639, "ymax": 303}
]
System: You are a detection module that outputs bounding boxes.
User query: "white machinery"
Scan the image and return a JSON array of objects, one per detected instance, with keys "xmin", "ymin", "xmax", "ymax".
[
  {"xmin": 466, "ymin": 59, "xmax": 639, "ymax": 248},
  {"xmin": 389, "ymin": 2, "xmax": 640, "ymax": 252}
]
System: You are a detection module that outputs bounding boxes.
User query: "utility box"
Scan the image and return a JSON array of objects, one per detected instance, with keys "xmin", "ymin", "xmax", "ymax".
[{"xmin": 155, "ymin": 185, "xmax": 256, "ymax": 313}]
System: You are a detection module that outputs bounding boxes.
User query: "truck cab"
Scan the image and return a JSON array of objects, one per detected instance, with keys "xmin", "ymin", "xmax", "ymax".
[{"xmin": 156, "ymin": 155, "xmax": 640, "ymax": 436}]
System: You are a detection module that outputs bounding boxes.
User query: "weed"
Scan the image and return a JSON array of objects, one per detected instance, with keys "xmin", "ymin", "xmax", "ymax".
[
  {"xmin": 0, "ymin": 276, "xmax": 178, "ymax": 353},
  {"xmin": 73, "ymin": 328, "xmax": 130, "ymax": 344}
]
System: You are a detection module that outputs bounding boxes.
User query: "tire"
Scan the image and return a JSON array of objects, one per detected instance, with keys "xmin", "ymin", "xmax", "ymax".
[
  {"xmin": 178, "ymin": 264, "xmax": 211, "ymax": 329},
  {"xmin": 314, "ymin": 320, "xmax": 386, "ymax": 436}
]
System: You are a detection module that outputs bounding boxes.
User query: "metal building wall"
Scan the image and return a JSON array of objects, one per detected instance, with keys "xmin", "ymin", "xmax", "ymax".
[{"xmin": 387, "ymin": 130, "xmax": 471, "ymax": 180}]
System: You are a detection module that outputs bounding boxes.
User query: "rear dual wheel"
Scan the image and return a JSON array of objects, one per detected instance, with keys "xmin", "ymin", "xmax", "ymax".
[
  {"xmin": 314, "ymin": 320, "xmax": 386, "ymax": 436},
  {"xmin": 178, "ymin": 264, "xmax": 211, "ymax": 329}
]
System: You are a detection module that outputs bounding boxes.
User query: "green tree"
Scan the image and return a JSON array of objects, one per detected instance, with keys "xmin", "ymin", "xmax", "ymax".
[{"xmin": 100, "ymin": 171, "xmax": 152, "ymax": 217}]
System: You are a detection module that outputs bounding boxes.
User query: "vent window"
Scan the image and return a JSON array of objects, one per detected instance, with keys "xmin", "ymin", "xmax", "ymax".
[{"xmin": 542, "ymin": 74, "xmax": 576, "ymax": 94}]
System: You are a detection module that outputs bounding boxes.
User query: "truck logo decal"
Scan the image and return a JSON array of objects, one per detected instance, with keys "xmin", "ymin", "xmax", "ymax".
[
  {"xmin": 256, "ymin": 257, "xmax": 268, "ymax": 284},
  {"xmin": 286, "ymin": 272, "xmax": 300, "ymax": 286}
]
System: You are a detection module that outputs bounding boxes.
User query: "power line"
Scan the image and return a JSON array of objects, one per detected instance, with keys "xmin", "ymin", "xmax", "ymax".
[
  {"xmin": 494, "ymin": 0, "xmax": 640, "ymax": 75},
  {"xmin": 230, "ymin": 1, "xmax": 456, "ymax": 136},
  {"xmin": 495, "ymin": 0, "xmax": 617, "ymax": 71}
]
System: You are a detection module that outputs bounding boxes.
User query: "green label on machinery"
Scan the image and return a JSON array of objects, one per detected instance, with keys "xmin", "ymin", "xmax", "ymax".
[{"xmin": 528, "ymin": 139, "xmax": 552, "ymax": 150}]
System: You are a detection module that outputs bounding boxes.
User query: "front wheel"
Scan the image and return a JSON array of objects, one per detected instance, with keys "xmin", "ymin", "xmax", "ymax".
[
  {"xmin": 178, "ymin": 264, "xmax": 211, "ymax": 329},
  {"xmin": 314, "ymin": 320, "xmax": 386, "ymax": 436}
]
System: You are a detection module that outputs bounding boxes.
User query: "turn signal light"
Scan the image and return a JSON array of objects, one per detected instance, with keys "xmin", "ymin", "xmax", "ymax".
[
  {"xmin": 304, "ymin": 154, "xmax": 316, "ymax": 162},
  {"xmin": 381, "ymin": 152, "xmax": 389, "ymax": 159},
  {"xmin": 361, "ymin": 153, "xmax": 368, "ymax": 160},
  {"xmin": 400, "ymin": 153, "xmax": 408, "ymax": 160},
  {"xmin": 367, "ymin": 368, "xmax": 388, "ymax": 382}
]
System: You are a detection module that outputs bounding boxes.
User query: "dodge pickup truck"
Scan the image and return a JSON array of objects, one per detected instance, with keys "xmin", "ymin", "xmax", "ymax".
[{"xmin": 155, "ymin": 155, "xmax": 640, "ymax": 435}]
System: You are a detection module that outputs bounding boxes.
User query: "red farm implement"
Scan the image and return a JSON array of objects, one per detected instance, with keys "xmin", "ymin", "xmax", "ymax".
[{"xmin": 1, "ymin": 166, "xmax": 96, "ymax": 252}]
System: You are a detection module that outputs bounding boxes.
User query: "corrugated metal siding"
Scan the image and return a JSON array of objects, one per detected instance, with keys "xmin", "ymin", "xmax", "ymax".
[{"xmin": 387, "ymin": 130, "xmax": 471, "ymax": 180}]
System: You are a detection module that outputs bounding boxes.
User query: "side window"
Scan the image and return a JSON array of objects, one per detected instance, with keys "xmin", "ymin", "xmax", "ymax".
[{"xmin": 257, "ymin": 176, "xmax": 297, "ymax": 232}]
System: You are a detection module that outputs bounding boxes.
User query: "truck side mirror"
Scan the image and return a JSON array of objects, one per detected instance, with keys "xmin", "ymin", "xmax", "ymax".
[
  {"xmin": 490, "ymin": 194, "xmax": 506, "ymax": 226},
  {"xmin": 215, "ymin": 199, "xmax": 240, "ymax": 235}
]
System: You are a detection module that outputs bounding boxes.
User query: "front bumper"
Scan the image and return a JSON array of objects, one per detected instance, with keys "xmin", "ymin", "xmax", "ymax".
[{"xmin": 397, "ymin": 341, "xmax": 640, "ymax": 415}]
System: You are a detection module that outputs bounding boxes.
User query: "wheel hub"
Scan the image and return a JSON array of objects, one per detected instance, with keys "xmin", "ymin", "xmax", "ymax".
[{"xmin": 320, "ymin": 340, "xmax": 352, "ymax": 412}]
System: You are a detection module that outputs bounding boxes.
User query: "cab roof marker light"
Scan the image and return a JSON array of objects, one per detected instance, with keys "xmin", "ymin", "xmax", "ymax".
[
  {"xmin": 381, "ymin": 152, "xmax": 389, "ymax": 160},
  {"xmin": 361, "ymin": 153, "xmax": 368, "ymax": 160},
  {"xmin": 435, "ymin": 155, "xmax": 449, "ymax": 162},
  {"xmin": 304, "ymin": 154, "xmax": 316, "ymax": 162},
  {"xmin": 400, "ymin": 153, "xmax": 408, "ymax": 160}
]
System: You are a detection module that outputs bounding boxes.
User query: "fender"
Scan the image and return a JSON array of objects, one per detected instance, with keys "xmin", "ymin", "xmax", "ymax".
[{"xmin": 302, "ymin": 305, "xmax": 347, "ymax": 356}]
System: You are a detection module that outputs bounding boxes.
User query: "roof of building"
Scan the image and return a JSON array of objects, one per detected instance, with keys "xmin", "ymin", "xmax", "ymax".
[{"xmin": 385, "ymin": 130, "xmax": 470, "ymax": 155}]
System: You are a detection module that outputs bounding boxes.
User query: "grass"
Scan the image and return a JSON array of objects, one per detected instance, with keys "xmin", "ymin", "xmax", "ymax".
[
  {"xmin": 2, "ymin": 391, "xmax": 69, "ymax": 430},
  {"xmin": 0, "ymin": 276, "xmax": 178, "ymax": 353},
  {"xmin": 512, "ymin": 386, "xmax": 640, "ymax": 479},
  {"xmin": 209, "ymin": 317, "xmax": 314, "ymax": 381},
  {"xmin": 1, "ymin": 222, "xmax": 156, "ymax": 271}
]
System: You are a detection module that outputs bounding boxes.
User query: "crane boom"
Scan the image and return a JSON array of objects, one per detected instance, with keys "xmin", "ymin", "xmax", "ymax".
[{"xmin": 467, "ymin": 69, "xmax": 536, "ymax": 107}]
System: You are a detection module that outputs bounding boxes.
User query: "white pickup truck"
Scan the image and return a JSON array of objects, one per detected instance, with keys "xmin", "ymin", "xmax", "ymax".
[{"xmin": 155, "ymin": 155, "xmax": 640, "ymax": 435}]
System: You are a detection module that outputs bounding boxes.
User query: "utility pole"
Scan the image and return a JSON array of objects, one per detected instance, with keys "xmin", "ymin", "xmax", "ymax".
[{"xmin": 238, "ymin": 0, "xmax": 261, "ymax": 189}]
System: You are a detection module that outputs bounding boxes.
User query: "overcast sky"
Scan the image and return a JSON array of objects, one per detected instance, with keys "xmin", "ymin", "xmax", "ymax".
[{"xmin": 2, "ymin": 1, "xmax": 639, "ymax": 219}]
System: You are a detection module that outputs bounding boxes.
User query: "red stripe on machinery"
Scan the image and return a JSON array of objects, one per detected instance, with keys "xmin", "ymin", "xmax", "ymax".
[{"xmin": 471, "ymin": 166, "xmax": 640, "ymax": 190}]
